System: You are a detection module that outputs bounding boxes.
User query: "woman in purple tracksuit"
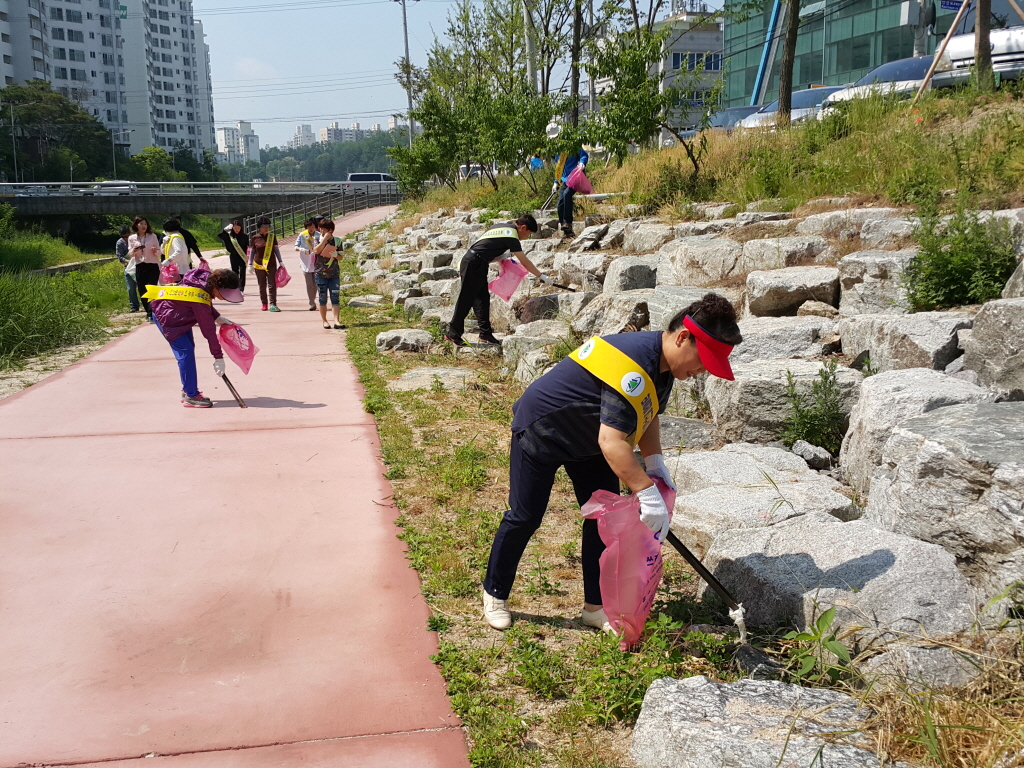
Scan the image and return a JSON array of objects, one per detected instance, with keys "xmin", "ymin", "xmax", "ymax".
[{"xmin": 150, "ymin": 267, "xmax": 244, "ymax": 408}]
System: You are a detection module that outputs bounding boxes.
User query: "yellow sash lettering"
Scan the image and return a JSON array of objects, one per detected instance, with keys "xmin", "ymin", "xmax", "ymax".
[
  {"xmin": 255, "ymin": 233, "xmax": 275, "ymax": 271},
  {"xmin": 477, "ymin": 226, "xmax": 518, "ymax": 241},
  {"xmin": 569, "ymin": 336, "xmax": 659, "ymax": 447},
  {"xmin": 141, "ymin": 285, "xmax": 211, "ymax": 305}
]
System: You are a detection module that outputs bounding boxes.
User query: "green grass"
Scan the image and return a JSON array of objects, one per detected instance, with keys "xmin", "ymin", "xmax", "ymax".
[{"xmin": 0, "ymin": 262, "xmax": 129, "ymax": 368}]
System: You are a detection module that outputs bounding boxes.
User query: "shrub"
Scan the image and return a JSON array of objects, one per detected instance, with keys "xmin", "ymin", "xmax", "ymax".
[
  {"xmin": 780, "ymin": 359, "xmax": 847, "ymax": 455},
  {"xmin": 904, "ymin": 207, "xmax": 1019, "ymax": 311}
]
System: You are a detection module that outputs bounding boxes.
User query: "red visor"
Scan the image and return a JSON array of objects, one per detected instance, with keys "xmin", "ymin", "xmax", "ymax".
[{"xmin": 683, "ymin": 315, "xmax": 735, "ymax": 381}]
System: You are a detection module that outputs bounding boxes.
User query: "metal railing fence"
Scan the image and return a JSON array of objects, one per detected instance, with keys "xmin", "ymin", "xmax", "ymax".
[{"xmin": 242, "ymin": 185, "xmax": 401, "ymax": 238}]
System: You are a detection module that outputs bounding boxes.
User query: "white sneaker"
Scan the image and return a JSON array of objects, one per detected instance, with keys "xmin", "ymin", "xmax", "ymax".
[
  {"xmin": 581, "ymin": 607, "xmax": 616, "ymax": 634},
  {"xmin": 482, "ymin": 590, "xmax": 512, "ymax": 630}
]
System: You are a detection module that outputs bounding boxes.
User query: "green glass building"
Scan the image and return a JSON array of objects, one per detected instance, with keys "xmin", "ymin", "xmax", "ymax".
[{"xmin": 723, "ymin": 0, "xmax": 1023, "ymax": 106}]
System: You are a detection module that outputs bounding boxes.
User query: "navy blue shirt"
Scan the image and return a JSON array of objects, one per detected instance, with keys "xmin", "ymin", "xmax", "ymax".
[{"xmin": 512, "ymin": 331, "xmax": 673, "ymax": 464}]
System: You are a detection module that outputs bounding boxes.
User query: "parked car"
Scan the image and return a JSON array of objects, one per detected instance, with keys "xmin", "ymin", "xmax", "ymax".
[
  {"xmin": 933, "ymin": 26, "xmax": 1024, "ymax": 87},
  {"xmin": 83, "ymin": 180, "xmax": 138, "ymax": 196},
  {"xmin": 342, "ymin": 172, "xmax": 397, "ymax": 193},
  {"xmin": 738, "ymin": 85, "xmax": 848, "ymax": 129},
  {"xmin": 819, "ymin": 56, "xmax": 934, "ymax": 116},
  {"xmin": 678, "ymin": 105, "xmax": 764, "ymax": 139}
]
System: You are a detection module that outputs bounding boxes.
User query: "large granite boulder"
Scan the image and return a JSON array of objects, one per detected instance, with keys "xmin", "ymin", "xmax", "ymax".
[
  {"xmin": 666, "ymin": 444, "xmax": 857, "ymax": 558},
  {"xmin": 839, "ymin": 368, "xmax": 994, "ymax": 497},
  {"xmin": 632, "ymin": 676, "xmax": 895, "ymax": 768},
  {"xmin": 864, "ymin": 402, "xmax": 1024, "ymax": 597},
  {"xmin": 862, "ymin": 645, "xmax": 982, "ymax": 692},
  {"xmin": 838, "ymin": 249, "xmax": 916, "ymax": 316},
  {"xmin": 558, "ymin": 252, "xmax": 617, "ymax": 290},
  {"xmin": 403, "ymin": 295, "xmax": 444, "ymax": 320},
  {"xmin": 860, "ymin": 217, "xmax": 919, "ymax": 249},
  {"xmin": 518, "ymin": 291, "xmax": 597, "ymax": 325},
  {"xmin": 623, "ymin": 221, "xmax": 675, "ymax": 254},
  {"xmin": 417, "ymin": 266, "xmax": 459, "ymax": 283},
  {"xmin": 746, "ymin": 266, "xmax": 840, "ymax": 316},
  {"xmin": 421, "ymin": 250, "xmax": 454, "ymax": 269},
  {"xmin": 961, "ymin": 297, "xmax": 1024, "ymax": 399},
  {"xmin": 732, "ymin": 316, "xmax": 838, "ymax": 364},
  {"xmin": 741, "ymin": 236, "xmax": 830, "ymax": 271},
  {"xmin": 839, "ymin": 311, "xmax": 973, "ymax": 372},
  {"xmin": 434, "ymin": 233, "xmax": 464, "ymax": 251},
  {"xmin": 566, "ymin": 222, "xmax": 609, "ymax": 252},
  {"xmin": 603, "ymin": 256, "xmax": 658, "ymax": 292},
  {"xmin": 514, "ymin": 349, "xmax": 554, "ymax": 384},
  {"xmin": 375, "ymin": 329, "xmax": 433, "ymax": 352},
  {"xmin": 795, "ymin": 207, "xmax": 904, "ymax": 237},
  {"xmin": 702, "ymin": 512, "xmax": 977, "ymax": 643},
  {"xmin": 647, "ymin": 286, "xmax": 711, "ymax": 331},
  {"xmin": 501, "ymin": 320, "xmax": 569, "ymax": 361},
  {"xmin": 658, "ymin": 415, "xmax": 718, "ymax": 451},
  {"xmin": 571, "ymin": 290, "xmax": 651, "ymax": 336},
  {"xmin": 420, "ymin": 278, "xmax": 461, "ymax": 299},
  {"xmin": 705, "ymin": 360, "xmax": 863, "ymax": 443},
  {"xmin": 659, "ymin": 238, "xmax": 745, "ymax": 287}
]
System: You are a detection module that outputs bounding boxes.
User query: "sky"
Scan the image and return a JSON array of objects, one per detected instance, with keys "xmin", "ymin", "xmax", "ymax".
[{"xmin": 195, "ymin": 0, "xmax": 457, "ymax": 149}]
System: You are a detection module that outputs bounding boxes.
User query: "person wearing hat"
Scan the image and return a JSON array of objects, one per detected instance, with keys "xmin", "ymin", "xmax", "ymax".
[
  {"xmin": 147, "ymin": 266, "xmax": 244, "ymax": 408},
  {"xmin": 249, "ymin": 215, "xmax": 282, "ymax": 312},
  {"xmin": 217, "ymin": 218, "xmax": 250, "ymax": 293},
  {"xmin": 444, "ymin": 214, "xmax": 553, "ymax": 347},
  {"xmin": 481, "ymin": 293, "xmax": 742, "ymax": 631},
  {"xmin": 546, "ymin": 122, "xmax": 589, "ymax": 239}
]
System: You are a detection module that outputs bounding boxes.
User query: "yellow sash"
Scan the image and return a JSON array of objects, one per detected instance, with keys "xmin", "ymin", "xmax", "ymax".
[
  {"xmin": 141, "ymin": 284, "xmax": 211, "ymax": 305},
  {"xmin": 162, "ymin": 232, "xmax": 184, "ymax": 259},
  {"xmin": 569, "ymin": 336, "xmax": 659, "ymax": 447},
  {"xmin": 477, "ymin": 226, "xmax": 518, "ymax": 241},
  {"xmin": 255, "ymin": 233, "xmax": 275, "ymax": 271}
]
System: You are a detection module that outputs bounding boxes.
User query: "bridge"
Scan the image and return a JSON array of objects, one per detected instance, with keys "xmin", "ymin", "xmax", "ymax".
[{"xmin": 0, "ymin": 182, "xmax": 400, "ymax": 220}]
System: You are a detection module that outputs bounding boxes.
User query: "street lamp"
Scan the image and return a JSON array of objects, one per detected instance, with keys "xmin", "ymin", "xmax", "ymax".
[{"xmin": 111, "ymin": 128, "xmax": 134, "ymax": 177}]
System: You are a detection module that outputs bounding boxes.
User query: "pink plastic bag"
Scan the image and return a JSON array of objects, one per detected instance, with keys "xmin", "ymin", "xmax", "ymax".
[
  {"xmin": 488, "ymin": 258, "xmax": 529, "ymax": 302},
  {"xmin": 218, "ymin": 323, "xmax": 260, "ymax": 375},
  {"xmin": 198, "ymin": 258, "xmax": 211, "ymax": 271},
  {"xmin": 566, "ymin": 164, "xmax": 594, "ymax": 194},
  {"xmin": 581, "ymin": 478, "xmax": 676, "ymax": 649},
  {"xmin": 275, "ymin": 264, "xmax": 292, "ymax": 288}
]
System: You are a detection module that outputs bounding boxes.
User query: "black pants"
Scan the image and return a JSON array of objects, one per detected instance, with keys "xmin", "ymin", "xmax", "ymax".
[
  {"xmin": 135, "ymin": 262, "xmax": 160, "ymax": 318},
  {"xmin": 255, "ymin": 257, "xmax": 278, "ymax": 306},
  {"xmin": 483, "ymin": 432, "xmax": 619, "ymax": 606},
  {"xmin": 449, "ymin": 254, "xmax": 492, "ymax": 337},
  {"xmin": 557, "ymin": 185, "xmax": 576, "ymax": 226},
  {"xmin": 228, "ymin": 250, "xmax": 247, "ymax": 292}
]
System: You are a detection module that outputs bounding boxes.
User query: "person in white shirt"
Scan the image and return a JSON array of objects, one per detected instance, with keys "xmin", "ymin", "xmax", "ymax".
[
  {"xmin": 295, "ymin": 217, "xmax": 321, "ymax": 311},
  {"xmin": 160, "ymin": 218, "xmax": 191, "ymax": 284}
]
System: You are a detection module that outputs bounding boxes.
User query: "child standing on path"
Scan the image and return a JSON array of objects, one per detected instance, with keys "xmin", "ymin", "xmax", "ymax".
[
  {"xmin": 148, "ymin": 267, "xmax": 244, "ymax": 408},
  {"xmin": 313, "ymin": 218, "xmax": 345, "ymax": 330},
  {"xmin": 249, "ymin": 216, "xmax": 282, "ymax": 312},
  {"xmin": 295, "ymin": 217, "xmax": 320, "ymax": 311}
]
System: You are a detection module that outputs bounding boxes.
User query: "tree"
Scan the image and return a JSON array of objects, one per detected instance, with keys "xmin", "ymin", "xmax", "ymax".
[
  {"xmin": 127, "ymin": 146, "xmax": 186, "ymax": 182},
  {"xmin": 776, "ymin": 0, "xmax": 801, "ymax": 126},
  {"xmin": 975, "ymin": 0, "xmax": 994, "ymax": 90}
]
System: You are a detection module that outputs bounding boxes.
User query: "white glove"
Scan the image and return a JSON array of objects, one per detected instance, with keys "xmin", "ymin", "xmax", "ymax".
[
  {"xmin": 644, "ymin": 453, "xmax": 676, "ymax": 491},
  {"xmin": 214, "ymin": 316, "xmax": 233, "ymax": 326},
  {"xmin": 637, "ymin": 484, "xmax": 670, "ymax": 542},
  {"xmin": 213, "ymin": 358, "xmax": 226, "ymax": 377},
  {"xmin": 539, "ymin": 274, "xmax": 554, "ymax": 285},
  {"xmin": 552, "ymin": 182, "xmax": 559, "ymax": 193}
]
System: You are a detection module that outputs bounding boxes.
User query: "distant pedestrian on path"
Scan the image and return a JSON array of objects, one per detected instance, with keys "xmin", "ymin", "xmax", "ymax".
[
  {"xmin": 160, "ymin": 218, "xmax": 190, "ymax": 284},
  {"xmin": 115, "ymin": 225, "xmax": 140, "ymax": 313},
  {"xmin": 218, "ymin": 218, "xmax": 250, "ymax": 293},
  {"xmin": 128, "ymin": 216, "xmax": 162, "ymax": 322},
  {"xmin": 249, "ymin": 216, "xmax": 282, "ymax": 312},
  {"xmin": 313, "ymin": 218, "xmax": 345, "ymax": 330},
  {"xmin": 149, "ymin": 266, "xmax": 244, "ymax": 408},
  {"xmin": 295, "ymin": 217, "xmax": 320, "ymax": 311},
  {"xmin": 445, "ymin": 215, "xmax": 551, "ymax": 347},
  {"xmin": 171, "ymin": 214, "xmax": 204, "ymax": 265}
]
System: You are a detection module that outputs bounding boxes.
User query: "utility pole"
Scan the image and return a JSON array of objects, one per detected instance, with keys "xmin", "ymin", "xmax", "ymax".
[
  {"xmin": 395, "ymin": 0, "xmax": 417, "ymax": 148},
  {"xmin": 570, "ymin": 0, "xmax": 582, "ymax": 125},
  {"xmin": 524, "ymin": 0, "xmax": 537, "ymax": 93},
  {"xmin": 10, "ymin": 102, "xmax": 17, "ymax": 183}
]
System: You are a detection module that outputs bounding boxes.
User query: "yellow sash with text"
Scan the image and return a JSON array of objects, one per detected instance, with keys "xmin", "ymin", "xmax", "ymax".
[
  {"xmin": 141, "ymin": 285, "xmax": 211, "ymax": 305},
  {"xmin": 569, "ymin": 336, "xmax": 659, "ymax": 447},
  {"xmin": 255, "ymin": 233, "xmax": 275, "ymax": 271}
]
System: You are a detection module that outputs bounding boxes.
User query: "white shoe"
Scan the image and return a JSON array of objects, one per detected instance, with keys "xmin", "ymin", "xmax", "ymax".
[
  {"xmin": 581, "ymin": 607, "xmax": 616, "ymax": 634},
  {"xmin": 482, "ymin": 590, "xmax": 512, "ymax": 630}
]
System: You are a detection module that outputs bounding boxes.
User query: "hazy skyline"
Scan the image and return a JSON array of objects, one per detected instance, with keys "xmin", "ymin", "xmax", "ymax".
[{"xmin": 196, "ymin": 0, "xmax": 456, "ymax": 149}]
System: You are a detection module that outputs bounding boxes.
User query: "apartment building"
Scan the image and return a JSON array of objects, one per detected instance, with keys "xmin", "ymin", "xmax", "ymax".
[
  {"xmin": 216, "ymin": 120, "xmax": 259, "ymax": 164},
  {"xmin": 288, "ymin": 123, "xmax": 314, "ymax": 148},
  {"xmin": 0, "ymin": 0, "xmax": 215, "ymax": 160}
]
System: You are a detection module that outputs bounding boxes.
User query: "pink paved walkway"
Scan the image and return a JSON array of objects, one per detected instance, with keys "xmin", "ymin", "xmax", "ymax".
[{"xmin": 0, "ymin": 207, "xmax": 470, "ymax": 767}]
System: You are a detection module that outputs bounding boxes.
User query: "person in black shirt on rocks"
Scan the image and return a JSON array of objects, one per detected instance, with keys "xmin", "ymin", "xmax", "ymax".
[
  {"xmin": 217, "ymin": 218, "xmax": 250, "ymax": 293},
  {"xmin": 445, "ymin": 214, "xmax": 554, "ymax": 347},
  {"xmin": 481, "ymin": 293, "xmax": 743, "ymax": 632}
]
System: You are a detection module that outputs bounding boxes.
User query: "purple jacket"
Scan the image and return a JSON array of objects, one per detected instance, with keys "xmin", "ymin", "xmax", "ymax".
[{"xmin": 152, "ymin": 267, "xmax": 223, "ymax": 358}]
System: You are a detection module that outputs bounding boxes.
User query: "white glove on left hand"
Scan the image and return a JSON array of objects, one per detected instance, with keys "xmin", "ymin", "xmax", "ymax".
[
  {"xmin": 214, "ymin": 316, "xmax": 232, "ymax": 326},
  {"xmin": 644, "ymin": 453, "xmax": 676, "ymax": 491},
  {"xmin": 551, "ymin": 181, "xmax": 559, "ymax": 193},
  {"xmin": 213, "ymin": 358, "xmax": 226, "ymax": 377},
  {"xmin": 637, "ymin": 484, "xmax": 670, "ymax": 542},
  {"xmin": 539, "ymin": 274, "xmax": 554, "ymax": 285}
]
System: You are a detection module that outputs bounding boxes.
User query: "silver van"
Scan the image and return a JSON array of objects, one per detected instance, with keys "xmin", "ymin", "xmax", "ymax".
[
  {"xmin": 933, "ymin": 27, "xmax": 1024, "ymax": 86},
  {"xmin": 343, "ymin": 172, "xmax": 397, "ymax": 194}
]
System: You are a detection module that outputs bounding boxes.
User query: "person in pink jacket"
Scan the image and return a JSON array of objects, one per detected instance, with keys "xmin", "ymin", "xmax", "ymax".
[
  {"xmin": 127, "ymin": 216, "xmax": 162, "ymax": 322},
  {"xmin": 149, "ymin": 267, "xmax": 243, "ymax": 408}
]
